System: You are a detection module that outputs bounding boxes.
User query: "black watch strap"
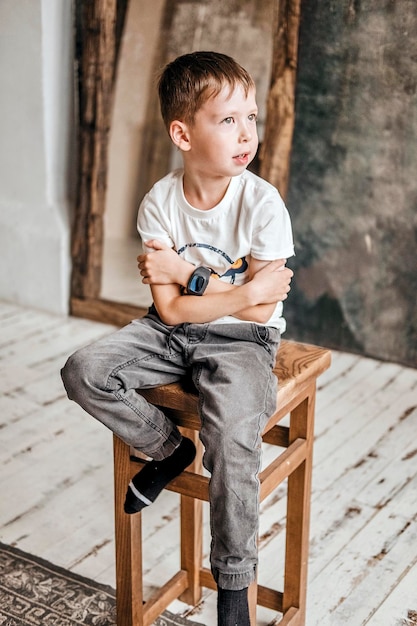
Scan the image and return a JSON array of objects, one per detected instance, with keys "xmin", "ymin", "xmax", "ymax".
[{"xmin": 186, "ymin": 266, "xmax": 212, "ymax": 296}]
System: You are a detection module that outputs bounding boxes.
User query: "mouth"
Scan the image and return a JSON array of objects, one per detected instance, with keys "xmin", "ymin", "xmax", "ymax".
[{"xmin": 233, "ymin": 152, "xmax": 250, "ymax": 164}]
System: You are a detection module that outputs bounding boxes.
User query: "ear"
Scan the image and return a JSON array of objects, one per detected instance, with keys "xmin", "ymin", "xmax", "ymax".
[{"xmin": 169, "ymin": 120, "xmax": 191, "ymax": 152}]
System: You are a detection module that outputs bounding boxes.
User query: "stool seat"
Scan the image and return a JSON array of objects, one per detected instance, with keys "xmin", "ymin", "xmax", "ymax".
[{"xmin": 113, "ymin": 339, "xmax": 331, "ymax": 626}]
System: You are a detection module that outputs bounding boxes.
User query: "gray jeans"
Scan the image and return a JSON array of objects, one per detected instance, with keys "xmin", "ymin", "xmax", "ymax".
[{"xmin": 61, "ymin": 308, "xmax": 280, "ymax": 590}]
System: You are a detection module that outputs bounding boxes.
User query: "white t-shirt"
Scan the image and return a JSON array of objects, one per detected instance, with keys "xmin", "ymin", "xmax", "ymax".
[{"xmin": 137, "ymin": 169, "xmax": 294, "ymax": 332}]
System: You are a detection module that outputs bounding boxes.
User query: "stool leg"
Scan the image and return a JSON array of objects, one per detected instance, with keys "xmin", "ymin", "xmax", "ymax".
[
  {"xmin": 248, "ymin": 578, "xmax": 258, "ymax": 625},
  {"xmin": 114, "ymin": 435, "xmax": 144, "ymax": 626},
  {"xmin": 283, "ymin": 384, "xmax": 316, "ymax": 623},
  {"xmin": 179, "ymin": 428, "xmax": 203, "ymax": 605}
]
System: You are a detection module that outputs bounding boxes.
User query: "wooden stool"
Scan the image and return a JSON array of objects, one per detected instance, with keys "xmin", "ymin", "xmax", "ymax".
[{"xmin": 113, "ymin": 339, "xmax": 331, "ymax": 626}]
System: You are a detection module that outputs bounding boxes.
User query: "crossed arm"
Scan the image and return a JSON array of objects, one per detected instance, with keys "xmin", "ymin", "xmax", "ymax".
[{"xmin": 138, "ymin": 240, "xmax": 293, "ymax": 326}]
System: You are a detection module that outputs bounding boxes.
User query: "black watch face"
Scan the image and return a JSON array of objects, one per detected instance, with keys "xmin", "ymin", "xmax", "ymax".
[
  {"xmin": 189, "ymin": 274, "xmax": 205, "ymax": 294},
  {"xmin": 188, "ymin": 267, "xmax": 211, "ymax": 295}
]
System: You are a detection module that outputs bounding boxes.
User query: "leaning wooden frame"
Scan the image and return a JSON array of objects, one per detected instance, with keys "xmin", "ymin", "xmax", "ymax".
[{"xmin": 70, "ymin": 0, "xmax": 302, "ymax": 328}]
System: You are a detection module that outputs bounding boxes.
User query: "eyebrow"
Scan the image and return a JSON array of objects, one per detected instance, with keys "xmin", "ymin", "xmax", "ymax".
[{"xmin": 218, "ymin": 107, "xmax": 259, "ymax": 117}]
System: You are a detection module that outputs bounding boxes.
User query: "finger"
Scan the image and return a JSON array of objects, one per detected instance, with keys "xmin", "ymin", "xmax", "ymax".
[
  {"xmin": 272, "ymin": 260, "xmax": 287, "ymax": 272},
  {"xmin": 144, "ymin": 239, "xmax": 168, "ymax": 251},
  {"xmin": 275, "ymin": 258, "xmax": 287, "ymax": 269}
]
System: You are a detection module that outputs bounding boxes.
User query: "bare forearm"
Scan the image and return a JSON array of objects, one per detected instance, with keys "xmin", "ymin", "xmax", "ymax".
[
  {"xmin": 205, "ymin": 278, "xmax": 276, "ymax": 322},
  {"xmin": 152, "ymin": 282, "xmax": 264, "ymax": 326},
  {"xmin": 233, "ymin": 303, "xmax": 277, "ymax": 323},
  {"xmin": 145, "ymin": 257, "xmax": 278, "ymax": 323}
]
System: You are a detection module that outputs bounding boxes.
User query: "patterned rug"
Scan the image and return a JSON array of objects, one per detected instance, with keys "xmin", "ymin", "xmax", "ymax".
[
  {"xmin": 402, "ymin": 612, "xmax": 417, "ymax": 626},
  {"xmin": 0, "ymin": 542, "xmax": 205, "ymax": 626}
]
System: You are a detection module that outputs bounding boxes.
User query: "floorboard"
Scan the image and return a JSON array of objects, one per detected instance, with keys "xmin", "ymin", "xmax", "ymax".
[{"xmin": 1, "ymin": 301, "xmax": 416, "ymax": 625}]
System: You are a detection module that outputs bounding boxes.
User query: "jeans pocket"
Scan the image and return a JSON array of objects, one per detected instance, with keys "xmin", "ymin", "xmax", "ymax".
[
  {"xmin": 252, "ymin": 324, "xmax": 281, "ymax": 356},
  {"xmin": 255, "ymin": 325, "xmax": 269, "ymax": 343}
]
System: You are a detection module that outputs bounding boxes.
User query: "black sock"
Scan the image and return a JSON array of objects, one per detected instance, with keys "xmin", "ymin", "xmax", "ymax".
[
  {"xmin": 217, "ymin": 586, "xmax": 250, "ymax": 626},
  {"xmin": 124, "ymin": 437, "xmax": 196, "ymax": 514}
]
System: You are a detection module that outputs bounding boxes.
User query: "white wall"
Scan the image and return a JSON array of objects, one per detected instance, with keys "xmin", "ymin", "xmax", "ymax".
[{"xmin": 0, "ymin": 0, "xmax": 74, "ymax": 314}]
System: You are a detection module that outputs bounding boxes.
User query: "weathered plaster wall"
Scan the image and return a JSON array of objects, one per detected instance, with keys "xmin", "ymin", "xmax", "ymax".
[
  {"xmin": 0, "ymin": 0, "xmax": 74, "ymax": 314},
  {"xmin": 285, "ymin": 0, "xmax": 417, "ymax": 366}
]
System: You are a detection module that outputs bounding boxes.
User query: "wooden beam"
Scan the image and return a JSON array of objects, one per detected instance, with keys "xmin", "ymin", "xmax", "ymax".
[
  {"xmin": 71, "ymin": 0, "xmax": 127, "ymax": 301},
  {"xmin": 71, "ymin": 296, "xmax": 147, "ymax": 327},
  {"xmin": 259, "ymin": 0, "xmax": 302, "ymax": 200}
]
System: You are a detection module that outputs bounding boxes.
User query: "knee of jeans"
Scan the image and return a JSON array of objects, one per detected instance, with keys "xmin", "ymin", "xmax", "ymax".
[
  {"xmin": 202, "ymin": 425, "xmax": 260, "ymax": 476},
  {"xmin": 61, "ymin": 349, "xmax": 97, "ymax": 401}
]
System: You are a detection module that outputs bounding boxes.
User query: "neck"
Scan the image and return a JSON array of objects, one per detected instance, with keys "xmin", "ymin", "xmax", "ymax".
[{"xmin": 182, "ymin": 170, "xmax": 232, "ymax": 211}]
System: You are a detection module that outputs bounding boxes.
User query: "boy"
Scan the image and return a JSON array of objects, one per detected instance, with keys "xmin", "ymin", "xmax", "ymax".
[{"xmin": 62, "ymin": 51, "xmax": 294, "ymax": 626}]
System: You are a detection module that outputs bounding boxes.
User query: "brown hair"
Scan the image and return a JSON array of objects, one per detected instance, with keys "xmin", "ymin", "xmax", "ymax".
[{"xmin": 158, "ymin": 51, "xmax": 255, "ymax": 130}]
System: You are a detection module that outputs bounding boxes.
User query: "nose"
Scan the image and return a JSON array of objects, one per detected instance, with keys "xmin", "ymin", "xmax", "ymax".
[{"xmin": 238, "ymin": 120, "xmax": 252, "ymax": 143}]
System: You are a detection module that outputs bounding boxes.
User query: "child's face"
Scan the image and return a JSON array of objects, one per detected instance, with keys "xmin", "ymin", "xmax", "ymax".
[{"xmin": 184, "ymin": 84, "xmax": 259, "ymax": 179}]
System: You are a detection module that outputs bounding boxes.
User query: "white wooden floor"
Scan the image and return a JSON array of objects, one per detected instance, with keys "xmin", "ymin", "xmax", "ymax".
[{"xmin": 1, "ymin": 300, "xmax": 416, "ymax": 626}]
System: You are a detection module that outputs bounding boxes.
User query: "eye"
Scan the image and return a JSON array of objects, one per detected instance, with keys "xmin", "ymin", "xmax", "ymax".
[
  {"xmin": 248, "ymin": 113, "xmax": 258, "ymax": 122},
  {"xmin": 222, "ymin": 117, "xmax": 234, "ymax": 125}
]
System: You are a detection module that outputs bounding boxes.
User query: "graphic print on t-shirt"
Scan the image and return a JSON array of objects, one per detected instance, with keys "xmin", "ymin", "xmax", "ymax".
[{"xmin": 177, "ymin": 242, "xmax": 248, "ymax": 284}]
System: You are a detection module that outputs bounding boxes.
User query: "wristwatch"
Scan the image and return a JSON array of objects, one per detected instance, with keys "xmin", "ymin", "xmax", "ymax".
[{"xmin": 186, "ymin": 266, "xmax": 212, "ymax": 296}]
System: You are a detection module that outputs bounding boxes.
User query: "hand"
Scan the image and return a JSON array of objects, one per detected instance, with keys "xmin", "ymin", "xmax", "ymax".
[
  {"xmin": 249, "ymin": 259, "xmax": 293, "ymax": 304},
  {"xmin": 137, "ymin": 240, "xmax": 193, "ymax": 286}
]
